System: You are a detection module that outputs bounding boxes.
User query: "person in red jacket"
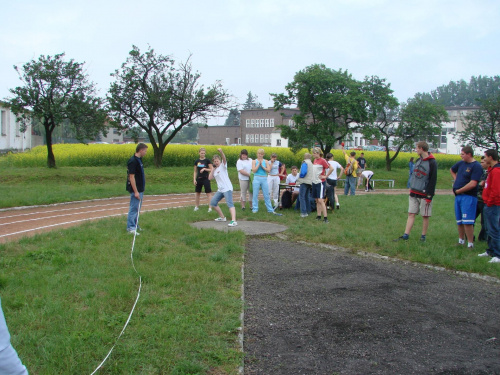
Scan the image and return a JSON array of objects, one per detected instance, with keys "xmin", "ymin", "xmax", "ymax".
[{"xmin": 480, "ymin": 149, "xmax": 500, "ymax": 263}]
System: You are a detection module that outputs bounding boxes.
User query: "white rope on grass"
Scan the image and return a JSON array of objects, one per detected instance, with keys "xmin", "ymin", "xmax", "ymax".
[{"xmin": 90, "ymin": 198, "xmax": 143, "ymax": 374}]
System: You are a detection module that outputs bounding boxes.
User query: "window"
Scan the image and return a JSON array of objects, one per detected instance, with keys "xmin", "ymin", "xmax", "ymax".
[
  {"xmin": 270, "ymin": 119, "xmax": 274, "ymax": 127},
  {"xmin": 276, "ymin": 139, "xmax": 281, "ymax": 146},
  {"xmin": 265, "ymin": 119, "xmax": 269, "ymax": 127},
  {"xmin": 250, "ymin": 119, "xmax": 255, "ymax": 128},
  {"xmin": 237, "ymin": 138, "xmax": 241, "ymax": 144},
  {"xmin": 246, "ymin": 119, "xmax": 250, "ymax": 128},
  {"xmin": 1, "ymin": 110, "xmax": 7, "ymax": 136},
  {"xmin": 288, "ymin": 119, "xmax": 295, "ymax": 127},
  {"xmin": 260, "ymin": 119, "xmax": 265, "ymax": 128},
  {"xmin": 260, "ymin": 134, "xmax": 264, "ymax": 142},
  {"xmin": 265, "ymin": 134, "xmax": 269, "ymax": 141},
  {"xmin": 246, "ymin": 134, "xmax": 250, "ymax": 143},
  {"xmin": 250, "ymin": 134, "xmax": 254, "ymax": 143}
]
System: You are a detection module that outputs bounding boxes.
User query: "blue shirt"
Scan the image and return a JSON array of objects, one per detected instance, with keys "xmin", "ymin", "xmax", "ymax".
[{"xmin": 451, "ymin": 160, "xmax": 482, "ymax": 197}]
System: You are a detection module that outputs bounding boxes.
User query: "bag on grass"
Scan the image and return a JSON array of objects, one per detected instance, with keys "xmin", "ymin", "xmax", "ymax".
[{"xmin": 281, "ymin": 190, "xmax": 293, "ymax": 209}]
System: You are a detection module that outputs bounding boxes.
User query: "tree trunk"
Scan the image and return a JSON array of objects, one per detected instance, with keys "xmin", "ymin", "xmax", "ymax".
[{"xmin": 45, "ymin": 125, "xmax": 56, "ymax": 168}]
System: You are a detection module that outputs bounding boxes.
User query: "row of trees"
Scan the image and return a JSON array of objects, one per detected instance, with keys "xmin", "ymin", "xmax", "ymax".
[
  {"xmin": 271, "ymin": 64, "xmax": 449, "ymax": 170},
  {"xmin": 272, "ymin": 65, "xmax": 500, "ymax": 170},
  {"xmin": 7, "ymin": 47, "xmax": 499, "ymax": 170},
  {"xmin": 7, "ymin": 46, "xmax": 230, "ymax": 168}
]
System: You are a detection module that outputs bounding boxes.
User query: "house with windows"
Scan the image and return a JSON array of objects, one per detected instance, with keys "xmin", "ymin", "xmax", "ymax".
[{"xmin": 0, "ymin": 101, "xmax": 32, "ymax": 152}]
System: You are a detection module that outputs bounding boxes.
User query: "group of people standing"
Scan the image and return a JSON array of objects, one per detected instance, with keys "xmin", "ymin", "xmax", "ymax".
[{"xmin": 393, "ymin": 142, "xmax": 500, "ymax": 264}]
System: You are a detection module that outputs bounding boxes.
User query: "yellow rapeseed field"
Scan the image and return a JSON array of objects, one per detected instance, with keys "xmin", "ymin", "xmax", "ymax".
[{"xmin": 1, "ymin": 144, "xmax": 462, "ymax": 169}]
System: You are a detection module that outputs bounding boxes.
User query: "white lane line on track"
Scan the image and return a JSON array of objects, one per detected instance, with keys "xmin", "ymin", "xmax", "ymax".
[
  {"xmin": 0, "ymin": 197, "xmax": 197, "ymax": 219},
  {"xmin": 0, "ymin": 199, "xmax": 194, "ymax": 226},
  {"xmin": 0, "ymin": 205, "xmax": 187, "ymax": 238}
]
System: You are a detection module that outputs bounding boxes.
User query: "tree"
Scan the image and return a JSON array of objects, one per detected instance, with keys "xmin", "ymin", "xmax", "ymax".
[
  {"xmin": 108, "ymin": 46, "xmax": 230, "ymax": 167},
  {"xmin": 360, "ymin": 76, "xmax": 400, "ymax": 170},
  {"xmin": 272, "ymin": 64, "xmax": 369, "ymax": 155},
  {"xmin": 243, "ymin": 91, "xmax": 263, "ymax": 110},
  {"xmin": 456, "ymin": 94, "xmax": 500, "ymax": 152},
  {"xmin": 415, "ymin": 75, "xmax": 500, "ymax": 107},
  {"xmin": 224, "ymin": 108, "xmax": 240, "ymax": 126},
  {"xmin": 7, "ymin": 53, "xmax": 108, "ymax": 168},
  {"xmin": 382, "ymin": 98, "xmax": 449, "ymax": 170}
]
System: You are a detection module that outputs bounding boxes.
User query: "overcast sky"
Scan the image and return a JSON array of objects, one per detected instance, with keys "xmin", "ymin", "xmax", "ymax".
[{"xmin": 1, "ymin": 0, "xmax": 499, "ymax": 124}]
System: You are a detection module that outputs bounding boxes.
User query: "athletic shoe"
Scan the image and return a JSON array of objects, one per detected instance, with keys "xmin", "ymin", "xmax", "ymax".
[
  {"xmin": 489, "ymin": 257, "xmax": 500, "ymax": 263},
  {"xmin": 194, "ymin": 206, "xmax": 199, "ymax": 211},
  {"xmin": 252, "ymin": 210, "xmax": 258, "ymax": 214},
  {"xmin": 208, "ymin": 207, "xmax": 212, "ymax": 213},
  {"xmin": 324, "ymin": 218, "xmax": 329, "ymax": 223},
  {"xmin": 336, "ymin": 205, "xmax": 340, "ymax": 210},
  {"xmin": 127, "ymin": 230, "xmax": 140, "ymax": 236},
  {"xmin": 300, "ymin": 213, "xmax": 309, "ymax": 218},
  {"xmin": 214, "ymin": 217, "xmax": 226, "ymax": 222},
  {"xmin": 271, "ymin": 212, "xmax": 283, "ymax": 216},
  {"xmin": 478, "ymin": 252, "xmax": 490, "ymax": 257},
  {"xmin": 365, "ymin": 189, "xmax": 369, "ymax": 192},
  {"xmin": 241, "ymin": 207, "xmax": 246, "ymax": 210},
  {"xmin": 316, "ymin": 216, "xmax": 322, "ymax": 221},
  {"xmin": 420, "ymin": 236, "xmax": 426, "ymax": 242},
  {"xmin": 228, "ymin": 221, "xmax": 238, "ymax": 227},
  {"xmin": 393, "ymin": 235, "xmax": 408, "ymax": 242}
]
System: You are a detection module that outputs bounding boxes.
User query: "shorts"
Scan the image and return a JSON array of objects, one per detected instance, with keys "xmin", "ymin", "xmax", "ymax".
[
  {"xmin": 454, "ymin": 194, "xmax": 477, "ymax": 225},
  {"xmin": 312, "ymin": 181, "xmax": 326, "ymax": 199},
  {"xmin": 408, "ymin": 195, "xmax": 432, "ymax": 217},
  {"xmin": 210, "ymin": 190, "xmax": 234, "ymax": 208},
  {"xmin": 195, "ymin": 177, "xmax": 212, "ymax": 193}
]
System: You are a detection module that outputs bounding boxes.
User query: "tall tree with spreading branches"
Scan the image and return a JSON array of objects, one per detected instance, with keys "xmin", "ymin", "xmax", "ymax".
[
  {"xmin": 456, "ymin": 94, "xmax": 500, "ymax": 152},
  {"xmin": 271, "ymin": 64, "xmax": 369, "ymax": 155},
  {"xmin": 108, "ymin": 46, "xmax": 230, "ymax": 167},
  {"xmin": 7, "ymin": 53, "xmax": 108, "ymax": 168}
]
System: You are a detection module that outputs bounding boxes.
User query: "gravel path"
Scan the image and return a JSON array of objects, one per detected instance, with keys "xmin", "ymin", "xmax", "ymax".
[{"xmin": 243, "ymin": 238, "xmax": 500, "ymax": 375}]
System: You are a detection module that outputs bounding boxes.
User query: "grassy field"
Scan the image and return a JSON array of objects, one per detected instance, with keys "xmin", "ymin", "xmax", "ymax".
[{"xmin": 1, "ymin": 164, "xmax": 499, "ymax": 374}]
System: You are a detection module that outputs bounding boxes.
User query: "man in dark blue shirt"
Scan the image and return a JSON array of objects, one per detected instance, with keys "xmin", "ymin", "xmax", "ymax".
[
  {"xmin": 450, "ymin": 146, "xmax": 483, "ymax": 248},
  {"xmin": 126, "ymin": 143, "xmax": 148, "ymax": 234}
]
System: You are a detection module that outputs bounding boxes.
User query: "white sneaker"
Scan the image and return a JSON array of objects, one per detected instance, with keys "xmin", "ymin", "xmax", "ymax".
[
  {"xmin": 478, "ymin": 252, "xmax": 490, "ymax": 257},
  {"xmin": 489, "ymin": 257, "xmax": 500, "ymax": 263},
  {"xmin": 300, "ymin": 213, "xmax": 308, "ymax": 218},
  {"xmin": 228, "ymin": 220, "xmax": 238, "ymax": 227},
  {"xmin": 214, "ymin": 217, "xmax": 226, "ymax": 222},
  {"xmin": 194, "ymin": 206, "xmax": 199, "ymax": 211},
  {"xmin": 208, "ymin": 207, "xmax": 212, "ymax": 213},
  {"xmin": 127, "ymin": 230, "xmax": 140, "ymax": 236}
]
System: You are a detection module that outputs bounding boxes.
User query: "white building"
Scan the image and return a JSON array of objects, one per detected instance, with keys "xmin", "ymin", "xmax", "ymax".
[{"xmin": 0, "ymin": 101, "xmax": 32, "ymax": 152}]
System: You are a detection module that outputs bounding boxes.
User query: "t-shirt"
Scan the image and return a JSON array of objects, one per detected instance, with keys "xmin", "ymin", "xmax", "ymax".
[
  {"xmin": 126, "ymin": 155, "xmax": 145, "ymax": 193},
  {"xmin": 286, "ymin": 173, "xmax": 299, "ymax": 192},
  {"xmin": 357, "ymin": 157, "xmax": 366, "ymax": 170},
  {"xmin": 194, "ymin": 158, "xmax": 212, "ymax": 179},
  {"xmin": 327, "ymin": 160, "xmax": 342, "ymax": 180},
  {"xmin": 313, "ymin": 158, "xmax": 330, "ymax": 176},
  {"xmin": 236, "ymin": 158, "xmax": 252, "ymax": 181},
  {"xmin": 362, "ymin": 170, "xmax": 374, "ymax": 179},
  {"xmin": 213, "ymin": 162, "xmax": 233, "ymax": 193},
  {"xmin": 269, "ymin": 160, "xmax": 282, "ymax": 175},
  {"xmin": 451, "ymin": 160, "xmax": 483, "ymax": 197}
]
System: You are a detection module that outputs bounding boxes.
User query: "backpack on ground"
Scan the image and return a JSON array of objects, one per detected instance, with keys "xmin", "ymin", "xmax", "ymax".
[{"xmin": 281, "ymin": 190, "xmax": 293, "ymax": 209}]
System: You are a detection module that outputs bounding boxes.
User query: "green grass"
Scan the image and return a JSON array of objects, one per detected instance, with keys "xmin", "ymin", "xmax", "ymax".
[
  {"xmin": 1, "ymin": 166, "xmax": 499, "ymax": 374},
  {"xmin": 1, "ymin": 209, "xmax": 245, "ymax": 374},
  {"xmin": 0, "ymin": 165, "xmax": 453, "ymax": 208}
]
